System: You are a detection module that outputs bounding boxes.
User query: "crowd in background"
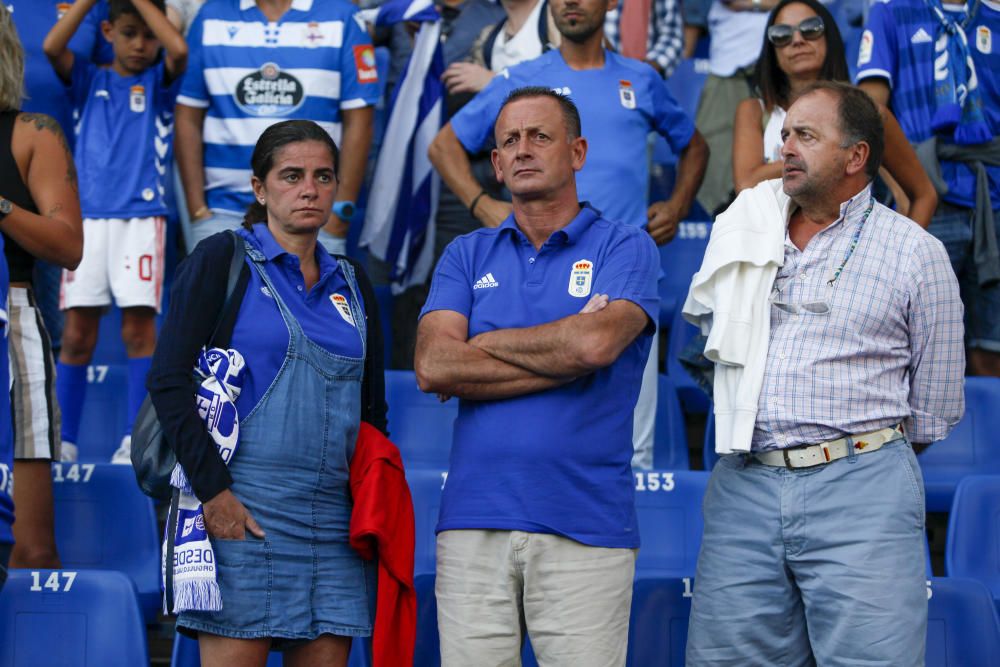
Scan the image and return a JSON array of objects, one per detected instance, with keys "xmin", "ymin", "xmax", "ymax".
[{"xmin": 0, "ymin": 0, "xmax": 997, "ymax": 619}]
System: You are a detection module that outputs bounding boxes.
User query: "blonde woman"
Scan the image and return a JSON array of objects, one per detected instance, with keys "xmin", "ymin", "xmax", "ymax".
[{"xmin": 0, "ymin": 4, "xmax": 82, "ymax": 569}]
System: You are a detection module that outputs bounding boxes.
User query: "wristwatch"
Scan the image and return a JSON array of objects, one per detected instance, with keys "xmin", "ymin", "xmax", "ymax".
[
  {"xmin": 333, "ymin": 201, "xmax": 356, "ymax": 222},
  {"xmin": 0, "ymin": 197, "xmax": 12, "ymax": 222}
]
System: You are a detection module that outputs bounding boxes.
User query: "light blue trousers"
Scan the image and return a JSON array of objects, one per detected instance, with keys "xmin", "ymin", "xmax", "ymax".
[{"xmin": 686, "ymin": 439, "xmax": 927, "ymax": 667}]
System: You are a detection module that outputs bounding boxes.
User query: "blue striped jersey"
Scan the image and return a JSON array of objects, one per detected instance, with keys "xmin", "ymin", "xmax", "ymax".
[
  {"xmin": 856, "ymin": 0, "xmax": 1000, "ymax": 208},
  {"xmin": 178, "ymin": 0, "xmax": 380, "ymax": 214},
  {"xmin": 70, "ymin": 60, "xmax": 180, "ymax": 219}
]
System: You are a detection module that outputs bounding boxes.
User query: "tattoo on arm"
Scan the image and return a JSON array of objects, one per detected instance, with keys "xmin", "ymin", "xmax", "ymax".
[
  {"xmin": 17, "ymin": 113, "xmax": 79, "ymax": 194},
  {"xmin": 46, "ymin": 204, "xmax": 63, "ymax": 218}
]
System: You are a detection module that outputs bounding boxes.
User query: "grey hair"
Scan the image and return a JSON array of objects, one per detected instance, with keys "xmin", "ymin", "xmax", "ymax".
[{"xmin": 0, "ymin": 4, "xmax": 25, "ymax": 111}]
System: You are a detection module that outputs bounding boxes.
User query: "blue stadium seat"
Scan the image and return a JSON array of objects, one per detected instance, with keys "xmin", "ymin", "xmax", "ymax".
[
  {"xmin": 409, "ymin": 468, "xmax": 448, "ymax": 576},
  {"xmin": 665, "ymin": 57, "xmax": 709, "ymax": 121},
  {"xmin": 918, "ymin": 377, "xmax": 1000, "ymax": 511},
  {"xmin": 658, "ymin": 221, "xmax": 711, "ymax": 329},
  {"xmin": 626, "ymin": 576, "xmax": 693, "ymax": 667},
  {"xmin": 76, "ymin": 362, "xmax": 128, "ymax": 461},
  {"xmin": 654, "ymin": 375, "xmax": 690, "ymax": 469},
  {"xmin": 413, "ymin": 573, "xmax": 440, "ymax": 667},
  {"xmin": 665, "ymin": 308, "xmax": 710, "ymax": 414},
  {"xmin": 50, "ymin": 462, "xmax": 161, "ymax": 621},
  {"xmin": 926, "ymin": 577, "xmax": 1000, "ymax": 665},
  {"xmin": 633, "ymin": 470, "xmax": 709, "ymax": 577},
  {"xmin": 946, "ymin": 475, "xmax": 1000, "ymax": 612},
  {"xmin": 0, "ymin": 569, "xmax": 148, "ymax": 666},
  {"xmin": 703, "ymin": 408, "xmax": 718, "ymax": 471},
  {"xmin": 385, "ymin": 370, "xmax": 457, "ymax": 470},
  {"xmin": 373, "ymin": 284, "xmax": 394, "ymax": 367}
]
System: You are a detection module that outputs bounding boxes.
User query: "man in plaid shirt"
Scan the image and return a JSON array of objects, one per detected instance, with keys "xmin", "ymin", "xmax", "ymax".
[{"xmin": 687, "ymin": 81, "xmax": 964, "ymax": 667}]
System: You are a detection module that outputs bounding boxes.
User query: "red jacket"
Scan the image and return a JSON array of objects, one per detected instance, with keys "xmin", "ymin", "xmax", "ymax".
[{"xmin": 349, "ymin": 422, "xmax": 416, "ymax": 667}]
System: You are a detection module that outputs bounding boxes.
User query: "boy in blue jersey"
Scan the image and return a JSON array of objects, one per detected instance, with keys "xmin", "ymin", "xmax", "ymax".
[
  {"xmin": 857, "ymin": 0, "xmax": 1000, "ymax": 376},
  {"xmin": 44, "ymin": 0, "xmax": 187, "ymax": 462}
]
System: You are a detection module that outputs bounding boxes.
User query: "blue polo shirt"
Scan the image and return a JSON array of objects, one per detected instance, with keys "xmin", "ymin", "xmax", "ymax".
[
  {"xmin": 229, "ymin": 224, "xmax": 365, "ymax": 417},
  {"xmin": 857, "ymin": 0, "xmax": 1000, "ymax": 208},
  {"xmin": 420, "ymin": 204, "xmax": 659, "ymax": 548},
  {"xmin": 449, "ymin": 49, "xmax": 696, "ymax": 228}
]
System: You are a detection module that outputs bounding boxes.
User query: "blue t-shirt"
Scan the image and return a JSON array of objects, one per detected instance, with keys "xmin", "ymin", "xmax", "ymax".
[
  {"xmin": 178, "ymin": 0, "xmax": 381, "ymax": 214},
  {"xmin": 857, "ymin": 0, "xmax": 1000, "ymax": 208},
  {"xmin": 11, "ymin": 0, "xmax": 108, "ymax": 142},
  {"xmin": 450, "ymin": 49, "xmax": 696, "ymax": 228},
  {"xmin": 70, "ymin": 60, "xmax": 181, "ymax": 218},
  {"xmin": 0, "ymin": 236, "xmax": 12, "ymax": 545},
  {"xmin": 229, "ymin": 225, "xmax": 365, "ymax": 418},
  {"xmin": 419, "ymin": 205, "xmax": 659, "ymax": 548}
]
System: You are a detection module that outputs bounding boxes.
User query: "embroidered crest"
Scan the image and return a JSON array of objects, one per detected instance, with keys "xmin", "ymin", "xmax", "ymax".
[
  {"xmin": 129, "ymin": 84, "xmax": 146, "ymax": 113},
  {"xmin": 618, "ymin": 80, "xmax": 636, "ymax": 109},
  {"xmin": 977, "ymin": 26, "xmax": 992, "ymax": 54},
  {"xmin": 330, "ymin": 293, "xmax": 356, "ymax": 326},
  {"xmin": 568, "ymin": 260, "xmax": 593, "ymax": 298}
]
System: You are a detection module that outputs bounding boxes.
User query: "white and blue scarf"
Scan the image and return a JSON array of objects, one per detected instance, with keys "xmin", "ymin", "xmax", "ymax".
[
  {"xmin": 163, "ymin": 347, "xmax": 246, "ymax": 613},
  {"xmin": 926, "ymin": 0, "xmax": 991, "ymax": 145}
]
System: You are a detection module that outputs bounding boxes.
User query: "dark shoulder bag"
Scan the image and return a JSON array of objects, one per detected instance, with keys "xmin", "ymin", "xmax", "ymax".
[{"xmin": 130, "ymin": 231, "xmax": 247, "ymax": 500}]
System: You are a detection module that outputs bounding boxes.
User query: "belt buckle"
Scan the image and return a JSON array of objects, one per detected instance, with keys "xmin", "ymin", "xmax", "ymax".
[{"xmin": 782, "ymin": 448, "xmax": 794, "ymax": 468}]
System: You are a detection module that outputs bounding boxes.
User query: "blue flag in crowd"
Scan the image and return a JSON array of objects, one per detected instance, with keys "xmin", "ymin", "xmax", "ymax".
[{"xmin": 360, "ymin": 0, "xmax": 445, "ymax": 293}]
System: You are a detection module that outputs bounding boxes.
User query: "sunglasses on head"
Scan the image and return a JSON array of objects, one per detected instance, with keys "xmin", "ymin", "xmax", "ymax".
[{"xmin": 767, "ymin": 16, "xmax": 825, "ymax": 47}]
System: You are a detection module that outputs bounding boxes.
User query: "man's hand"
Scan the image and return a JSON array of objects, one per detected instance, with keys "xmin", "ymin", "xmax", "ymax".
[
  {"xmin": 442, "ymin": 62, "xmax": 495, "ymax": 94},
  {"xmin": 475, "ymin": 196, "xmax": 513, "ymax": 228},
  {"xmin": 202, "ymin": 489, "xmax": 265, "ymax": 540},
  {"xmin": 647, "ymin": 199, "xmax": 685, "ymax": 245}
]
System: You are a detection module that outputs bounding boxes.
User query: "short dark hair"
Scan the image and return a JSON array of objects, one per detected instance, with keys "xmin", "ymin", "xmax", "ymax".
[
  {"xmin": 753, "ymin": 0, "xmax": 848, "ymax": 110},
  {"xmin": 243, "ymin": 120, "xmax": 340, "ymax": 228},
  {"xmin": 800, "ymin": 81, "xmax": 884, "ymax": 181},
  {"xmin": 109, "ymin": 0, "xmax": 166, "ymax": 23},
  {"xmin": 494, "ymin": 86, "xmax": 582, "ymax": 140}
]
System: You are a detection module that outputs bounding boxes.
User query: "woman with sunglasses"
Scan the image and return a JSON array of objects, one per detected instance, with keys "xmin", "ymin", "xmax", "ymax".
[{"xmin": 732, "ymin": 0, "xmax": 937, "ymax": 227}]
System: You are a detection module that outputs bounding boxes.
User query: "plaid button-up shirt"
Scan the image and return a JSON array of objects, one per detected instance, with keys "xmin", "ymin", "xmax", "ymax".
[
  {"xmin": 752, "ymin": 186, "xmax": 965, "ymax": 450},
  {"xmin": 604, "ymin": 0, "xmax": 684, "ymax": 78}
]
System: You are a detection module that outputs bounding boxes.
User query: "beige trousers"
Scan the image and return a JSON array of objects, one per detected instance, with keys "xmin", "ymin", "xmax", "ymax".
[{"xmin": 436, "ymin": 529, "xmax": 637, "ymax": 667}]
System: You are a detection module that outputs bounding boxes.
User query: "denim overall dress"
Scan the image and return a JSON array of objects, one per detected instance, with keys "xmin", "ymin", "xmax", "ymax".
[{"xmin": 178, "ymin": 239, "xmax": 374, "ymax": 643}]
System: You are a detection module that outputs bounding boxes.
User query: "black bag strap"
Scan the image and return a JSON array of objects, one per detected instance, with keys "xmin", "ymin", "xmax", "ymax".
[
  {"xmin": 164, "ymin": 230, "xmax": 246, "ymax": 613},
  {"xmin": 208, "ymin": 230, "xmax": 247, "ymax": 347},
  {"xmin": 164, "ymin": 486, "xmax": 181, "ymax": 613}
]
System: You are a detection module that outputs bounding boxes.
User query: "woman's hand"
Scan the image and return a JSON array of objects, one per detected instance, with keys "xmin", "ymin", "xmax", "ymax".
[{"xmin": 203, "ymin": 489, "xmax": 265, "ymax": 540}]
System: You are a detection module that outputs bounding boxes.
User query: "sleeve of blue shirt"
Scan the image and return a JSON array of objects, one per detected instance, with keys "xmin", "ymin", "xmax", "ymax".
[
  {"xmin": 339, "ymin": 10, "xmax": 380, "ymax": 109},
  {"xmin": 450, "ymin": 71, "xmax": 515, "ymax": 152},
  {"xmin": 649, "ymin": 73, "xmax": 695, "ymax": 153},
  {"xmin": 855, "ymin": 1, "xmax": 898, "ymax": 85},
  {"xmin": 177, "ymin": 11, "xmax": 209, "ymax": 107},
  {"xmin": 69, "ymin": 58, "xmax": 98, "ymax": 112},
  {"xmin": 593, "ymin": 227, "xmax": 660, "ymax": 333},
  {"xmin": 420, "ymin": 239, "xmax": 474, "ymax": 320}
]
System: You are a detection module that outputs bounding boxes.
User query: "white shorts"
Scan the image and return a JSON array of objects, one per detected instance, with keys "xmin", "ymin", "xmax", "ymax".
[{"xmin": 60, "ymin": 216, "xmax": 166, "ymax": 312}]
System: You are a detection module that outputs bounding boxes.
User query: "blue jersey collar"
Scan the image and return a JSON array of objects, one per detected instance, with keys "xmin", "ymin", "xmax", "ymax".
[
  {"xmin": 248, "ymin": 223, "xmax": 339, "ymax": 283},
  {"xmin": 499, "ymin": 202, "xmax": 600, "ymax": 247}
]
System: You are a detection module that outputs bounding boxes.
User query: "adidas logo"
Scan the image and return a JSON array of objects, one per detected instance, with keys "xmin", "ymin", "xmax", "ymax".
[
  {"xmin": 911, "ymin": 28, "xmax": 933, "ymax": 44},
  {"xmin": 473, "ymin": 273, "xmax": 499, "ymax": 289}
]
